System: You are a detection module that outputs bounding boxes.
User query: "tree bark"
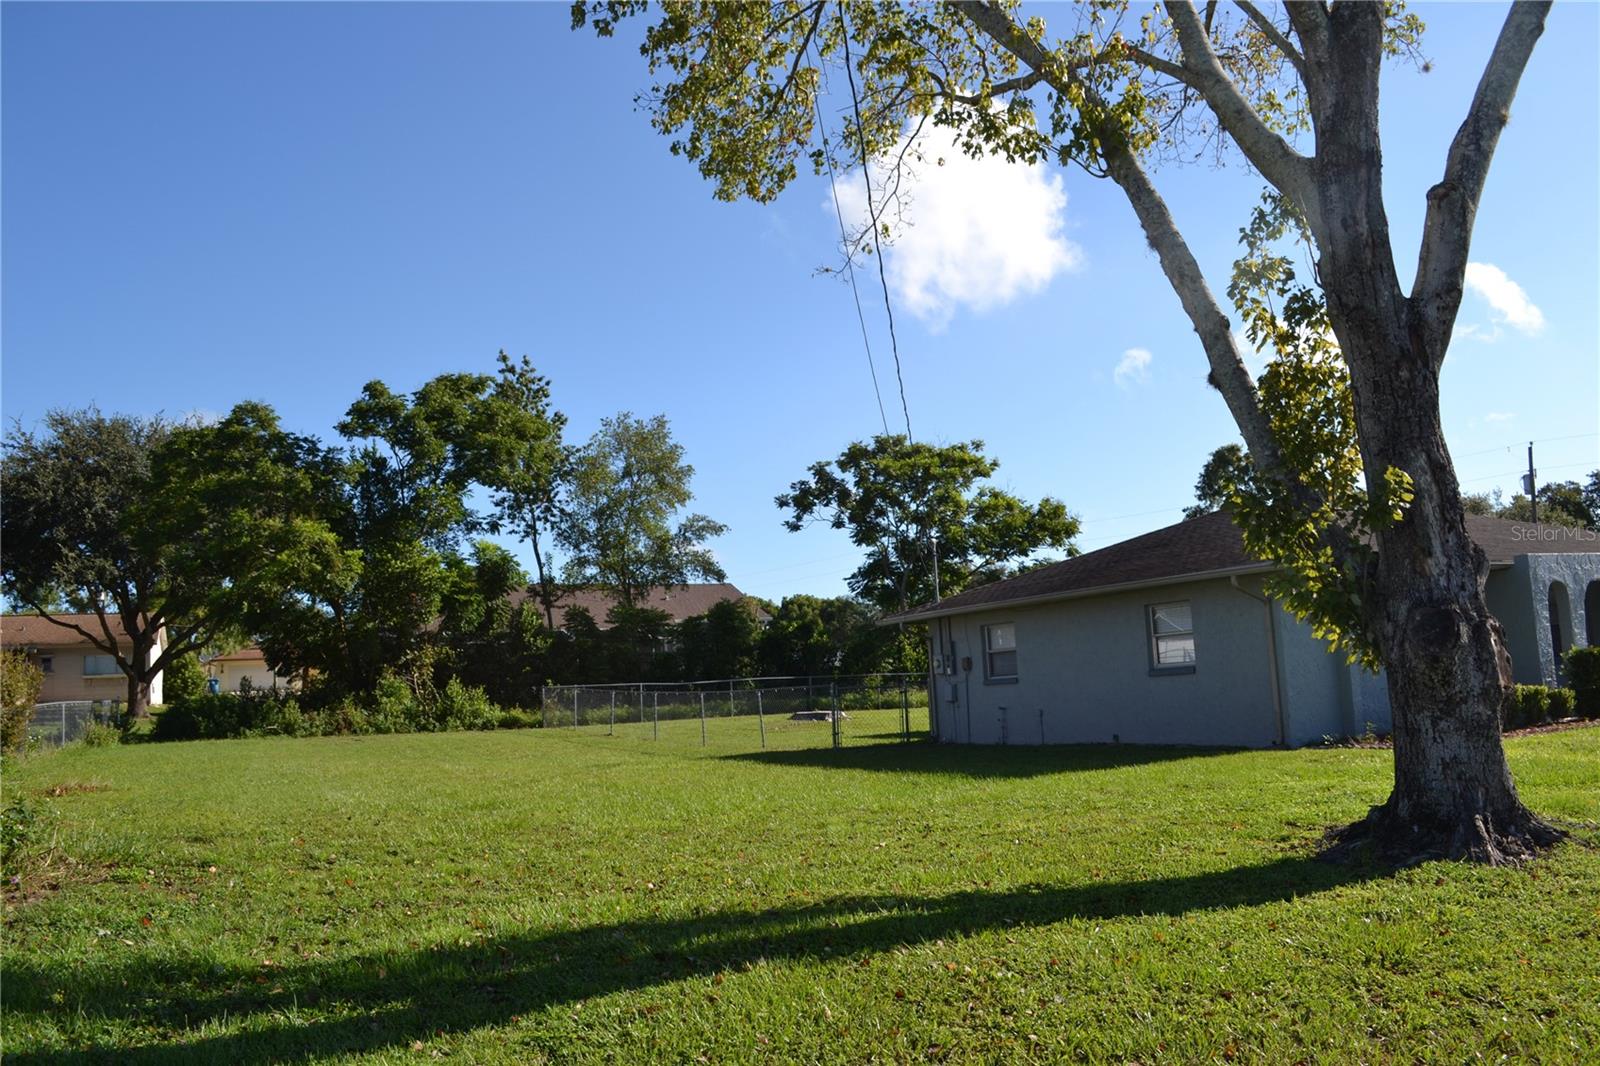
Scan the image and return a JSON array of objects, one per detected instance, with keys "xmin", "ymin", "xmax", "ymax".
[
  {"xmin": 1310, "ymin": 3, "xmax": 1561, "ymax": 865},
  {"xmin": 125, "ymin": 670, "xmax": 153, "ymax": 722}
]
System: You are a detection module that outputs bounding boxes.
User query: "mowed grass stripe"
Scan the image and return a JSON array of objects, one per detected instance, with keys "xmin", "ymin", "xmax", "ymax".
[{"xmin": 3, "ymin": 725, "xmax": 1596, "ymax": 1063}]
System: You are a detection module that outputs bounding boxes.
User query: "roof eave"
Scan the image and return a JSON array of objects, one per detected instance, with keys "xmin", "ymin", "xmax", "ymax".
[{"xmin": 879, "ymin": 562, "xmax": 1281, "ymax": 626}]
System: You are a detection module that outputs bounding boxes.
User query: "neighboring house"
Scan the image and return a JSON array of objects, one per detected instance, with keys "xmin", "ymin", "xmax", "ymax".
[
  {"xmin": 885, "ymin": 512, "xmax": 1600, "ymax": 749},
  {"xmin": 508, "ymin": 583, "xmax": 762, "ymax": 630},
  {"xmin": 0, "ymin": 613, "xmax": 164, "ymax": 706},
  {"xmin": 206, "ymin": 646, "xmax": 298, "ymax": 693}
]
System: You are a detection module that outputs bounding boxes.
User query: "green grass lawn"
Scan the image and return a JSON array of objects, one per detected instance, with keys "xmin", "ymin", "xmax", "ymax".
[{"xmin": 3, "ymin": 720, "xmax": 1597, "ymax": 1064}]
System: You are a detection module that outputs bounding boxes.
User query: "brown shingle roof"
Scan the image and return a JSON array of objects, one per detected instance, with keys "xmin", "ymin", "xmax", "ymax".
[
  {"xmin": 0, "ymin": 612, "xmax": 134, "ymax": 649},
  {"xmin": 885, "ymin": 511, "xmax": 1599, "ymax": 624},
  {"xmin": 507, "ymin": 583, "xmax": 753, "ymax": 628}
]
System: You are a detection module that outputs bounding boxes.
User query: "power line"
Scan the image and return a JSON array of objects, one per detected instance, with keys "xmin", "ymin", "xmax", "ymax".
[
  {"xmin": 837, "ymin": 2, "xmax": 913, "ymax": 441},
  {"xmin": 811, "ymin": 43, "xmax": 890, "ymax": 438},
  {"xmin": 1452, "ymin": 431, "xmax": 1598, "ymax": 461}
]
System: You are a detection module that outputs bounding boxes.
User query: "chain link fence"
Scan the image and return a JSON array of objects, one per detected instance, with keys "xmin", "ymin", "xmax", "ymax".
[
  {"xmin": 538, "ymin": 674, "xmax": 929, "ymax": 752},
  {"xmin": 25, "ymin": 701, "xmax": 122, "ymax": 750}
]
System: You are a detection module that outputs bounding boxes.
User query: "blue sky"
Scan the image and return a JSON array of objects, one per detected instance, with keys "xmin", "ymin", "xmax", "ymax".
[{"xmin": 4, "ymin": 2, "xmax": 1596, "ymax": 603}]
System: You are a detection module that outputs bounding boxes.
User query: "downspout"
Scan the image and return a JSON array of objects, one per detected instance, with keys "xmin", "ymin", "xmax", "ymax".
[{"xmin": 1231, "ymin": 575, "xmax": 1287, "ymax": 747}]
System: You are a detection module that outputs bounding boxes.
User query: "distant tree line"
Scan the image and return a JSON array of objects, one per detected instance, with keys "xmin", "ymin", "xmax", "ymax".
[{"xmin": 4, "ymin": 356, "xmax": 1076, "ymax": 724}]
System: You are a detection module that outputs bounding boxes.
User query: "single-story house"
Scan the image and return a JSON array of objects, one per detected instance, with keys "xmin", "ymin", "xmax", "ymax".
[
  {"xmin": 884, "ymin": 512, "xmax": 1600, "ymax": 748},
  {"xmin": 0, "ymin": 612, "xmax": 164, "ymax": 706},
  {"xmin": 206, "ymin": 646, "xmax": 299, "ymax": 693}
]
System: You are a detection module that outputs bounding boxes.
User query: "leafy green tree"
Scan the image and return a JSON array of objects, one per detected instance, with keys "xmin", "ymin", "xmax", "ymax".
[
  {"xmin": 556, "ymin": 413, "xmax": 728, "ymax": 609},
  {"xmin": 3, "ymin": 406, "xmax": 337, "ymax": 719},
  {"xmin": 579, "ymin": 0, "xmax": 1562, "ymax": 863},
  {"xmin": 1184, "ymin": 444, "xmax": 1252, "ymax": 520},
  {"xmin": 758, "ymin": 594, "xmax": 903, "ymax": 678},
  {"xmin": 161, "ymin": 653, "xmax": 207, "ymax": 705},
  {"xmin": 679, "ymin": 598, "xmax": 763, "ymax": 680},
  {"xmin": 484, "ymin": 352, "xmax": 569, "ymax": 630},
  {"xmin": 777, "ymin": 436, "xmax": 1077, "ymax": 614}
]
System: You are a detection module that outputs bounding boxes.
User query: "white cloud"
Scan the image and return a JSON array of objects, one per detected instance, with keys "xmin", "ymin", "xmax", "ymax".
[
  {"xmin": 832, "ymin": 126, "xmax": 1081, "ymax": 330},
  {"xmin": 1484, "ymin": 411, "xmax": 1516, "ymax": 423},
  {"xmin": 1114, "ymin": 347, "xmax": 1153, "ymax": 387},
  {"xmin": 1464, "ymin": 262, "xmax": 1545, "ymax": 337}
]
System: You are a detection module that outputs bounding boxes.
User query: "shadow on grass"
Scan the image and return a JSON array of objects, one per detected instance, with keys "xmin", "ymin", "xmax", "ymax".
[
  {"xmin": 7, "ymin": 855, "xmax": 1380, "ymax": 1064},
  {"xmin": 726, "ymin": 738, "xmax": 1243, "ymax": 778}
]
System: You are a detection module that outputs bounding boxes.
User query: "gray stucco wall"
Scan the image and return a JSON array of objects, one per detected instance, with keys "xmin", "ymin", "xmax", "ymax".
[
  {"xmin": 1483, "ymin": 552, "xmax": 1600, "ymax": 686},
  {"xmin": 922, "ymin": 548, "xmax": 1600, "ymax": 750},
  {"xmin": 926, "ymin": 576, "xmax": 1285, "ymax": 749}
]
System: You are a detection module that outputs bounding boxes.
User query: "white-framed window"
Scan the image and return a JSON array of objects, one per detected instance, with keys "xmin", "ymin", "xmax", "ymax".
[
  {"xmin": 1148, "ymin": 602, "xmax": 1196, "ymax": 668},
  {"xmin": 983, "ymin": 623, "xmax": 1018, "ymax": 681},
  {"xmin": 82, "ymin": 654, "xmax": 120, "ymax": 676}
]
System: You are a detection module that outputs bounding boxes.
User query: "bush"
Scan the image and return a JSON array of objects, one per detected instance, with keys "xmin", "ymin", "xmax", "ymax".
[
  {"xmin": 497, "ymin": 709, "xmax": 540, "ymax": 730},
  {"xmin": 1564, "ymin": 646, "xmax": 1600, "ymax": 719},
  {"xmin": 1505, "ymin": 685, "xmax": 1551, "ymax": 730},
  {"xmin": 1547, "ymin": 687, "xmax": 1577, "ymax": 720},
  {"xmin": 151, "ymin": 692, "xmax": 307, "ymax": 741},
  {"xmin": 81, "ymin": 721, "xmax": 121, "ymax": 747},
  {"xmin": 1, "ymin": 797, "xmax": 42, "ymax": 872},
  {"xmin": 1, "ymin": 649, "xmax": 44, "ymax": 756},
  {"xmin": 436, "ymin": 678, "xmax": 499, "ymax": 731},
  {"xmin": 163, "ymin": 653, "xmax": 207, "ymax": 704}
]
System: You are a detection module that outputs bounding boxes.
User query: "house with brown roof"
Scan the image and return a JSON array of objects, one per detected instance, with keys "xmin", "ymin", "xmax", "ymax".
[
  {"xmin": 0, "ymin": 613, "xmax": 165, "ymax": 706},
  {"xmin": 206, "ymin": 646, "xmax": 299, "ymax": 693},
  {"xmin": 508, "ymin": 583, "xmax": 760, "ymax": 629},
  {"xmin": 886, "ymin": 512, "xmax": 1600, "ymax": 748}
]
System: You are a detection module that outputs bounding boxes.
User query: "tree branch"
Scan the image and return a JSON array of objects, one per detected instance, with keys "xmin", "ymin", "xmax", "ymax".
[
  {"xmin": 1411, "ymin": 0, "xmax": 1550, "ymax": 362},
  {"xmin": 1162, "ymin": 1, "xmax": 1316, "ymax": 218},
  {"xmin": 1234, "ymin": 0, "xmax": 1307, "ymax": 81},
  {"xmin": 947, "ymin": 0, "xmax": 1294, "ymax": 495},
  {"xmin": 765, "ymin": 1, "xmax": 828, "ymax": 119},
  {"xmin": 18, "ymin": 599, "xmax": 124, "ymax": 661}
]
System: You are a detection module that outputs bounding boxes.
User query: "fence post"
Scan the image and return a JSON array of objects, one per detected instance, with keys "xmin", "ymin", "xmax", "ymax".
[
  {"xmin": 572, "ymin": 688, "xmax": 579, "ymax": 729},
  {"xmin": 807, "ymin": 676, "xmax": 815, "ymax": 713},
  {"xmin": 901, "ymin": 676, "xmax": 910, "ymax": 742},
  {"xmin": 639, "ymin": 684, "xmax": 645, "ymax": 734},
  {"xmin": 653, "ymin": 692, "xmax": 659, "ymax": 740},
  {"xmin": 757, "ymin": 690, "xmax": 766, "ymax": 749},
  {"xmin": 729, "ymin": 680, "xmax": 735, "ymax": 718},
  {"xmin": 699, "ymin": 692, "xmax": 707, "ymax": 747},
  {"xmin": 609, "ymin": 692, "xmax": 616, "ymax": 736},
  {"xmin": 62, "ymin": 703, "xmax": 68, "ymax": 746},
  {"xmin": 831, "ymin": 680, "xmax": 841, "ymax": 750}
]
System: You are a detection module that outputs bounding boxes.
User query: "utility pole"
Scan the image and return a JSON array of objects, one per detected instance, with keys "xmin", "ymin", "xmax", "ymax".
[
  {"xmin": 930, "ymin": 528, "xmax": 941, "ymax": 603},
  {"xmin": 1523, "ymin": 442, "xmax": 1538, "ymax": 525}
]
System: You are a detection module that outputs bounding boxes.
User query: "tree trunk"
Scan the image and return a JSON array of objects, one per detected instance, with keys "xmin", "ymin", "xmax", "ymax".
[
  {"xmin": 125, "ymin": 671, "xmax": 152, "ymax": 723},
  {"xmin": 1307, "ymin": 8, "xmax": 1561, "ymax": 863}
]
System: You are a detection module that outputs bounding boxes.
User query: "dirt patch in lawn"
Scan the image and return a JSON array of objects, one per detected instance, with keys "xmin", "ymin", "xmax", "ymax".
[{"xmin": 1321, "ymin": 718, "xmax": 1598, "ymax": 749}]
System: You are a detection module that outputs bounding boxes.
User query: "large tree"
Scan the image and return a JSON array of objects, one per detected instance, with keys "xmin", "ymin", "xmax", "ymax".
[
  {"xmin": 2, "ymin": 406, "xmax": 338, "ymax": 718},
  {"xmin": 1184, "ymin": 443, "xmax": 1252, "ymax": 520},
  {"xmin": 556, "ymin": 412, "xmax": 728, "ymax": 608},
  {"xmin": 578, "ymin": 1, "xmax": 1564, "ymax": 863},
  {"xmin": 777, "ymin": 435, "xmax": 1078, "ymax": 614}
]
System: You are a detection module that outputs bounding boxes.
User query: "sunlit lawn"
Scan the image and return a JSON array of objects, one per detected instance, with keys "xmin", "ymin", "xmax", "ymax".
[{"xmin": 3, "ymin": 718, "xmax": 1597, "ymax": 1064}]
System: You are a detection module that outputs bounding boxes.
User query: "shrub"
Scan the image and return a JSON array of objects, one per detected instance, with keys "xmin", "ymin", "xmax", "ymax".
[
  {"xmin": 1, "ymin": 797, "xmax": 42, "ymax": 872},
  {"xmin": 1505, "ymin": 685, "xmax": 1550, "ymax": 730},
  {"xmin": 81, "ymin": 721, "xmax": 121, "ymax": 747},
  {"xmin": 497, "ymin": 709, "xmax": 540, "ymax": 730},
  {"xmin": 1564, "ymin": 646, "xmax": 1600, "ymax": 719},
  {"xmin": 436, "ymin": 678, "xmax": 499, "ymax": 731},
  {"xmin": 1547, "ymin": 687, "xmax": 1577, "ymax": 720},
  {"xmin": 151, "ymin": 692, "xmax": 307, "ymax": 741},
  {"xmin": 1, "ymin": 649, "xmax": 44, "ymax": 756},
  {"xmin": 163, "ymin": 653, "xmax": 207, "ymax": 704}
]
